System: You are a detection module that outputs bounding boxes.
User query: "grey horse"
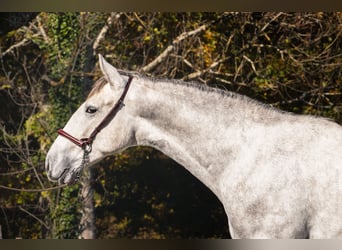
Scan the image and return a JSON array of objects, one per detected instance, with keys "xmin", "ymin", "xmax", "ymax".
[{"xmin": 46, "ymin": 55, "xmax": 342, "ymax": 238}]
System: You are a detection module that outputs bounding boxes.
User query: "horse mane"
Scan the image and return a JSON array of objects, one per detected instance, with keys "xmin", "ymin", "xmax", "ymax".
[{"xmin": 87, "ymin": 71, "xmax": 276, "ymax": 116}]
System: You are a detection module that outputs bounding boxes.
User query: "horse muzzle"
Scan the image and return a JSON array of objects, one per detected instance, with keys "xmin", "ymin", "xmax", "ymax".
[{"xmin": 45, "ymin": 154, "xmax": 82, "ymax": 185}]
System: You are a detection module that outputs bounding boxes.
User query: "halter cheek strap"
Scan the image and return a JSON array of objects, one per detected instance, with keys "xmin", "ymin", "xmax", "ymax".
[{"xmin": 57, "ymin": 75, "xmax": 133, "ymax": 152}]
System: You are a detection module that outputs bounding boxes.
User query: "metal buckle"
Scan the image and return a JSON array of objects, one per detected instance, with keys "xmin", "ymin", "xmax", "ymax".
[{"xmin": 80, "ymin": 138, "xmax": 92, "ymax": 154}]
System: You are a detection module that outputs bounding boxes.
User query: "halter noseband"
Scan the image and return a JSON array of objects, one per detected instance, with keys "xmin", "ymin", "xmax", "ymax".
[{"xmin": 57, "ymin": 75, "xmax": 133, "ymax": 153}]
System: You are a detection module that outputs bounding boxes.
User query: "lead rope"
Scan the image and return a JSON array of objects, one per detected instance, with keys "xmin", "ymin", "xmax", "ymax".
[{"xmin": 68, "ymin": 146, "xmax": 91, "ymax": 184}]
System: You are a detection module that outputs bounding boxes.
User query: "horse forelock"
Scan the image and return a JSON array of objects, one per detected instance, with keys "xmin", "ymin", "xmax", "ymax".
[{"xmin": 87, "ymin": 77, "xmax": 107, "ymax": 99}]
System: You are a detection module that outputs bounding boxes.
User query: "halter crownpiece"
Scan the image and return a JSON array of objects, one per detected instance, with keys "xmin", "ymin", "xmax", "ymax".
[{"xmin": 57, "ymin": 75, "xmax": 133, "ymax": 151}]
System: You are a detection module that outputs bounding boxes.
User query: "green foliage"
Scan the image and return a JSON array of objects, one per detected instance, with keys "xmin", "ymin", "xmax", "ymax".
[
  {"xmin": 49, "ymin": 185, "xmax": 81, "ymax": 239},
  {"xmin": 40, "ymin": 13, "xmax": 86, "ymax": 238},
  {"xmin": 33, "ymin": 13, "xmax": 80, "ymax": 80}
]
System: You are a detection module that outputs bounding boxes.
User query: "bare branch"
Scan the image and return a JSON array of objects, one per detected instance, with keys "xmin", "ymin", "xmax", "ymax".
[
  {"xmin": 1, "ymin": 38, "xmax": 30, "ymax": 57},
  {"xmin": 142, "ymin": 24, "xmax": 207, "ymax": 73},
  {"xmin": 0, "ymin": 166, "xmax": 36, "ymax": 176},
  {"xmin": 182, "ymin": 57, "xmax": 231, "ymax": 81},
  {"xmin": 261, "ymin": 12, "xmax": 284, "ymax": 32},
  {"xmin": 93, "ymin": 13, "xmax": 119, "ymax": 54},
  {"xmin": 19, "ymin": 206, "xmax": 50, "ymax": 230},
  {"xmin": 242, "ymin": 55, "xmax": 259, "ymax": 76},
  {"xmin": 36, "ymin": 15, "xmax": 50, "ymax": 44},
  {"xmin": 0, "ymin": 184, "xmax": 67, "ymax": 192}
]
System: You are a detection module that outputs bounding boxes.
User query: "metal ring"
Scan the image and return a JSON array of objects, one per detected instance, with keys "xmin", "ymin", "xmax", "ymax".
[{"xmin": 83, "ymin": 143, "xmax": 92, "ymax": 154}]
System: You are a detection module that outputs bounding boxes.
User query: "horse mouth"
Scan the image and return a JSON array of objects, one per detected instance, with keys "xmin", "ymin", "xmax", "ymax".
[
  {"xmin": 58, "ymin": 167, "xmax": 83, "ymax": 185},
  {"xmin": 46, "ymin": 155, "xmax": 87, "ymax": 185}
]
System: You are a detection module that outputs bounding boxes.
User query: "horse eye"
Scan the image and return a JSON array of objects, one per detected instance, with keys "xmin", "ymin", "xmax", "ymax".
[{"xmin": 85, "ymin": 106, "xmax": 97, "ymax": 114}]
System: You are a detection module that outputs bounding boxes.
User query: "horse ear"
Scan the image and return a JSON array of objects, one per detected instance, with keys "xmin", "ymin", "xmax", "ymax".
[{"xmin": 98, "ymin": 54, "xmax": 125, "ymax": 90}]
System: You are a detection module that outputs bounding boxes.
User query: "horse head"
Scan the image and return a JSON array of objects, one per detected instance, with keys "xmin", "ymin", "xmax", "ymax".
[{"xmin": 45, "ymin": 55, "xmax": 135, "ymax": 185}]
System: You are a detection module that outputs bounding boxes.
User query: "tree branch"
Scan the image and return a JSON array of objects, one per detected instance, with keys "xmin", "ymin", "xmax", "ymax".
[
  {"xmin": 92, "ymin": 13, "xmax": 119, "ymax": 54},
  {"xmin": 142, "ymin": 24, "xmax": 207, "ymax": 73},
  {"xmin": 242, "ymin": 55, "xmax": 259, "ymax": 76},
  {"xmin": 1, "ymin": 38, "xmax": 30, "ymax": 57},
  {"xmin": 261, "ymin": 12, "xmax": 284, "ymax": 32},
  {"xmin": 19, "ymin": 206, "xmax": 50, "ymax": 230},
  {"xmin": 0, "ymin": 166, "xmax": 36, "ymax": 176},
  {"xmin": 0, "ymin": 184, "xmax": 67, "ymax": 192}
]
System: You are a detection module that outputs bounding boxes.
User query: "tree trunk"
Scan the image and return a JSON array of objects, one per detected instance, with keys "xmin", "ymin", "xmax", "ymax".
[
  {"xmin": 79, "ymin": 39, "xmax": 97, "ymax": 239},
  {"xmin": 79, "ymin": 167, "xmax": 96, "ymax": 239}
]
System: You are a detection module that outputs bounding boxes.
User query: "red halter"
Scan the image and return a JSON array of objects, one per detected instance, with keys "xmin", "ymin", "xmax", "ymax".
[{"xmin": 57, "ymin": 76, "xmax": 133, "ymax": 152}]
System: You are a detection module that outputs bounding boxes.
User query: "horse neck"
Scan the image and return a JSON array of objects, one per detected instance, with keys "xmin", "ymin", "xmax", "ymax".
[{"xmin": 129, "ymin": 77, "xmax": 268, "ymax": 198}]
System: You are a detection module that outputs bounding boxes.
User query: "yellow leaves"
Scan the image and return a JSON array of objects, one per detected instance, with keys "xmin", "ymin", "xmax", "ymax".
[
  {"xmin": 115, "ymin": 217, "xmax": 130, "ymax": 231},
  {"xmin": 143, "ymin": 34, "xmax": 151, "ymax": 42},
  {"xmin": 137, "ymin": 25, "xmax": 144, "ymax": 32},
  {"xmin": 200, "ymin": 29, "xmax": 219, "ymax": 67},
  {"xmin": 94, "ymin": 192, "xmax": 102, "ymax": 208},
  {"xmin": 153, "ymin": 27, "xmax": 161, "ymax": 35},
  {"xmin": 95, "ymin": 197, "xmax": 102, "ymax": 208},
  {"xmin": 0, "ymin": 84, "xmax": 11, "ymax": 90},
  {"xmin": 100, "ymin": 179, "xmax": 105, "ymax": 186},
  {"xmin": 25, "ymin": 174, "xmax": 31, "ymax": 182},
  {"xmin": 143, "ymin": 213, "xmax": 154, "ymax": 222},
  {"xmin": 255, "ymin": 78, "xmax": 277, "ymax": 91},
  {"xmin": 143, "ymin": 27, "xmax": 165, "ymax": 46},
  {"xmin": 0, "ymin": 76, "xmax": 12, "ymax": 89},
  {"xmin": 316, "ymin": 12, "xmax": 325, "ymax": 19},
  {"xmin": 24, "ymin": 108, "xmax": 53, "ymax": 151},
  {"xmin": 151, "ymin": 202, "xmax": 165, "ymax": 211},
  {"xmin": 40, "ymin": 191, "xmax": 48, "ymax": 198},
  {"xmin": 17, "ymin": 195, "xmax": 24, "ymax": 205}
]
